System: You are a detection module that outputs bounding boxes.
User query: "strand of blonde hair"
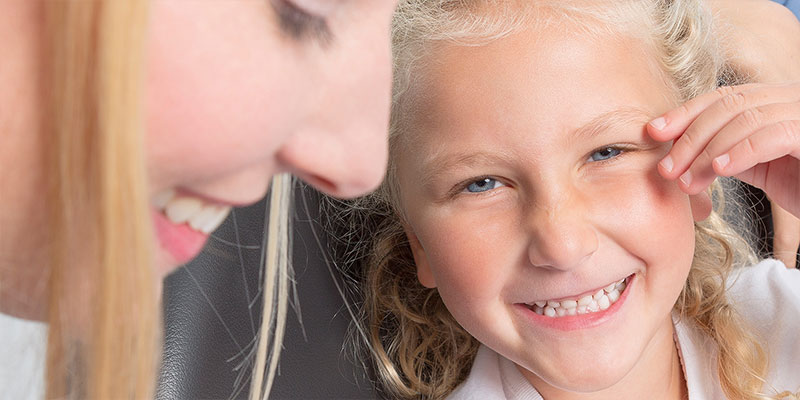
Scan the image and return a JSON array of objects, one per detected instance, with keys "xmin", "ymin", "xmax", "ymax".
[{"xmin": 249, "ymin": 173, "xmax": 293, "ymax": 400}]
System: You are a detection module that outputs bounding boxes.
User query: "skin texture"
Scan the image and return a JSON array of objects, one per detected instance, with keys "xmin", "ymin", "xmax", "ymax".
[
  {"xmin": 146, "ymin": 0, "xmax": 394, "ymax": 204},
  {"xmin": 0, "ymin": 0, "xmax": 397, "ymax": 319},
  {"xmin": 396, "ymin": 25, "xmax": 709, "ymax": 399}
]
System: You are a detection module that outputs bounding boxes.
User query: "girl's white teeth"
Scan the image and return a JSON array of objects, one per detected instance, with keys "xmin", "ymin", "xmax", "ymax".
[
  {"xmin": 154, "ymin": 190, "xmax": 231, "ymax": 234},
  {"xmin": 529, "ymin": 276, "xmax": 629, "ymax": 318},
  {"xmin": 561, "ymin": 300, "xmax": 577, "ymax": 309}
]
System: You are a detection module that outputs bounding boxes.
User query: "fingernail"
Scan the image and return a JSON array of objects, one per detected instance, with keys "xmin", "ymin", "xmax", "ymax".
[
  {"xmin": 679, "ymin": 170, "xmax": 692, "ymax": 187},
  {"xmin": 713, "ymin": 153, "xmax": 730, "ymax": 171},
  {"xmin": 650, "ymin": 116, "xmax": 668, "ymax": 131},
  {"xmin": 659, "ymin": 155, "xmax": 674, "ymax": 173}
]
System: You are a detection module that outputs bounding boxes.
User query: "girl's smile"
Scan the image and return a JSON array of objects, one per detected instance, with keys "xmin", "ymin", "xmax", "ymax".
[{"xmin": 515, "ymin": 273, "xmax": 634, "ymax": 331}]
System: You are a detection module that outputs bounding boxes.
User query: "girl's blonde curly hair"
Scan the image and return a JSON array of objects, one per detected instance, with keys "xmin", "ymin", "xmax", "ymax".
[{"xmin": 328, "ymin": 0, "xmax": 787, "ymax": 399}]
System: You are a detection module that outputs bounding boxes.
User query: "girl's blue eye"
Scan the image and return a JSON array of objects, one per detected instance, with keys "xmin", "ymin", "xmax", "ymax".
[
  {"xmin": 589, "ymin": 147, "xmax": 622, "ymax": 162},
  {"xmin": 465, "ymin": 178, "xmax": 502, "ymax": 193}
]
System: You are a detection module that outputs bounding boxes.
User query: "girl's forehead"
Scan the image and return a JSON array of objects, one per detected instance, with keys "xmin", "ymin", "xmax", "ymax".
[{"xmin": 406, "ymin": 28, "xmax": 670, "ymax": 144}]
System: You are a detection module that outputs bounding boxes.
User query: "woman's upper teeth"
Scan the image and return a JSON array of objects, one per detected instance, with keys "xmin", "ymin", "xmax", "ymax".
[{"xmin": 154, "ymin": 189, "xmax": 231, "ymax": 234}]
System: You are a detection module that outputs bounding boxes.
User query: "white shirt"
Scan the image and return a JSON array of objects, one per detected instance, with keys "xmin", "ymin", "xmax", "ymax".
[
  {"xmin": 448, "ymin": 259, "xmax": 800, "ymax": 400},
  {"xmin": 0, "ymin": 312, "xmax": 47, "ymax": 400}
]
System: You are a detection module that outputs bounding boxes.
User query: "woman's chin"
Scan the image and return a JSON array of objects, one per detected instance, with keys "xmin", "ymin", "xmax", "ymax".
[{"xmin": 154, "ymin": 250, "xmax": 184, "ymax": 278}]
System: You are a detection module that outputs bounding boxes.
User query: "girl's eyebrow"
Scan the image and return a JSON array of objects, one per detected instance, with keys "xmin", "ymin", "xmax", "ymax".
[
  {"xmin": 418, "ymin": 107, "xmax": 654, "ymax": 187},
  {"xmin": 420, "ymin": 151, "xmax": 513, "ymax": 187},
  {"xmin": 573, "ymin": 107, "xmax": 654, "ymax": 142}
]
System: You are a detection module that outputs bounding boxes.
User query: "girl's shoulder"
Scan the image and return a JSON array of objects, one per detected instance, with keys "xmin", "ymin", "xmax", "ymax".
[
  {"xmin": 727, "ymin": 259, "xmax": 800, "ymax": 393},
  {"xmin": 727, "ymin": 258, "xmax": 800, "ymax": 308},
  {"xmin": 726, "ymin": 258, "xmax": 800, "ymax": 327},
  {"xmin": 447, "ymin": 345, "xmax": 544, "ymax": 400}
]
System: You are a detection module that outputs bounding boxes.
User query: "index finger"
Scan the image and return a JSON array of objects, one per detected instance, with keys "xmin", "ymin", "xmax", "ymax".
[{"xmin": 646, "ymin": 84, "xmax": 761, "ymax": 142}]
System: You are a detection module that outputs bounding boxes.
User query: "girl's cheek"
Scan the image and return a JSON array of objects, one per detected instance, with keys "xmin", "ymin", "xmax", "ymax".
[
  {"xmin": 588, "ymin": 161, "xmax": 688, "ymax": 213},
  {"xmin": 418, "ymin": 209, "xmax": 518, "ymax": 293},
  {"xmin": 597, "ymin": 168, "xmax": 695, "ymax": 259}
]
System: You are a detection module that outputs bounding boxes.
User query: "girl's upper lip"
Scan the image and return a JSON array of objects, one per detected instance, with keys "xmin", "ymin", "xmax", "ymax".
[{"xmin": 523, "ymin": 273, "xmax": 633, "ymax": 304}]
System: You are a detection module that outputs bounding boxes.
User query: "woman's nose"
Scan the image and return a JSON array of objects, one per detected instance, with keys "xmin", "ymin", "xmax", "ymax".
[
  {"xmin": 526, "ymin": 197, "xmax": 598, "ymax": 271},
  {"xmin": 277, "ymin": 16, "xmax": 392, "ymax": 199},
  {"xmin": 276, "ymin": 121, "xmax": 388, "ymax": 199}
]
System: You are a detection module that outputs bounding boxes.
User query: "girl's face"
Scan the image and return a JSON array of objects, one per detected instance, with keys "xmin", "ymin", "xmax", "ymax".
[
  {"xmin": 397, "ymin": 26, "xmax": 707, "ymax": 394},
  {"xmin": 146, "ymin": 0, "xmax": 395, "ymax": 271}
]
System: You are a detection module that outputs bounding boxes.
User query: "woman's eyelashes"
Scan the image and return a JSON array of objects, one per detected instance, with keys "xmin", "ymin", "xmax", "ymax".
[{"xmin": 270, "ymin": 0, "xmax": 332, "ymax": 44}]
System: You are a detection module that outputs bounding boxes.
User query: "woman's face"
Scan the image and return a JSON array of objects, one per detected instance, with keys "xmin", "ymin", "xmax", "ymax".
[
  {"xmin": 397, "ymin": 26, "xmax": 707, "ymax": 395},
  {"xmin": 146, "ymin": 0, "xmax": 396, "ymax": 270}
]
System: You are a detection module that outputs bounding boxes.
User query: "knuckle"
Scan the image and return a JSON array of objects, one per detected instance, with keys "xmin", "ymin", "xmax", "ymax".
[
  {"xmin": 719, "ymin": 91, "xmax": 747, "ymax": 113},
  {"xmin": 714, "ymin": 85, "xmax": 736, "ymax": 99},
  {"xmin": 738, "ymin": 107, "xmax": 765, "ymax": 131},
  {"xmin": 776, "ymin": 120, "xmax": 800, "ymax": 142},
  {"xmin": 698, "ymin": 147, "xmax": 713, "ymax": 164},
  {"xmin": 741, "ymin": 136, "xmax": 757, "ymax": 156},
  {"xmin": 675, "ymin": 130, "xmax": 695, "ymax": 152}
]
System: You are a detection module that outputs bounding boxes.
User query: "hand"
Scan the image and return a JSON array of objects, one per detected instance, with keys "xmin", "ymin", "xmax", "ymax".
[
  {"xmin": 772, "ymin": 201, "xmax": 800, "ymax": 268},
  {"xmin": 647, "ymin": 83, "xmax": 800, "ymax": 219}
]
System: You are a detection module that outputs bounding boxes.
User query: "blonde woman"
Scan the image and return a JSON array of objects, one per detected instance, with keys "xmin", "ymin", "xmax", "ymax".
[
  {"xmin": 332, "ymin": 0, "xmax": 800, "ymax": 399},
  {"xmin": 0, "ymin": 0, "xmax": 396, "ymax": 398}
]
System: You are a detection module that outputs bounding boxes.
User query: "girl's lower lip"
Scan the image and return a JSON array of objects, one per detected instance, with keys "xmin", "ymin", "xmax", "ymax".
[
  {"xmin": 152, "ymin": 209, "xmax": 209, "ymax": 265},
  {"xmin": 514, "ymin": 274, "xmax": 635, "ymax": 332}
]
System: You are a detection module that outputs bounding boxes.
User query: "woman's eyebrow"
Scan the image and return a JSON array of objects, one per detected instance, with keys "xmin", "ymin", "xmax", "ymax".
[{"xmin": 573, "ymin": 107, "xmax": 654, "ymax": 142}]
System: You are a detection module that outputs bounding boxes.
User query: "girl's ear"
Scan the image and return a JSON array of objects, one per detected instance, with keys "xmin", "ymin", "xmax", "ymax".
[
  {"xmin": 689, "ymin": 191, "xmax": 712, "ymax": 222},
  {"xmin": 404, "ymin": 226, "xmax": 437, "ymax": 288}
]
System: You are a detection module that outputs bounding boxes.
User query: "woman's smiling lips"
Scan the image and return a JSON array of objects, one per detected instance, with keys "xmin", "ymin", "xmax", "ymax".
[
  {"xmin": 151, "ymin": 188, "xmax": 243, "ymax": 265},
  {"xmin": 514, "ymin": 274, "xmax": 636, "ymax": 331}
]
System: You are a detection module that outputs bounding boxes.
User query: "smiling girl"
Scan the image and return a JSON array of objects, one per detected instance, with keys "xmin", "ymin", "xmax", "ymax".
[{"xmin": 333, "ymin": 0, "xmax": 800, "ymax": 399}]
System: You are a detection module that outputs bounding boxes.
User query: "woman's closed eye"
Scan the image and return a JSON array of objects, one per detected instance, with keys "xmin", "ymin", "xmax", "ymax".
[{"xmin": 271, "ymin": 0, "xmax": 332, "ymax": 44}]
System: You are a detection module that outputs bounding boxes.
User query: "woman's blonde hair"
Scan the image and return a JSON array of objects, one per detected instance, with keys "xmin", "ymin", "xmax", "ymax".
[
  {"xmin": 331, "ymin": 0, "xmax": 783, "ymax": 399},
  {"xmin": 45, "ymin": 2, "xmax": 158, "ymax": 398},
  {"xmin": 43, "ymin": 3, "xmax": 292, "ymax": 398}
]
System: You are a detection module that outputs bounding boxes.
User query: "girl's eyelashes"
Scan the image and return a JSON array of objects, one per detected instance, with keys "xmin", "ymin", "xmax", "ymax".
[
  {"xmin": 447, "ymin": 145, "xmax": 631, "ymax": 198},
  {"xmin": 587, "ymin": 146, "xmax": 625, "ymax": 163},
  {"xmin": 460, "ymin": 177, "xmax": 505, "ymax": 195},
  {"xmin": 270, "ymin": 0, "xmax": 332, "ymax": 44}
]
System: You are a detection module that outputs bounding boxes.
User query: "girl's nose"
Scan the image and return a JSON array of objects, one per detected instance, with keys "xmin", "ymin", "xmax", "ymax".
[{"xmin": 525, "ymin": 197, "xmax": 598, "ymax": 271}]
